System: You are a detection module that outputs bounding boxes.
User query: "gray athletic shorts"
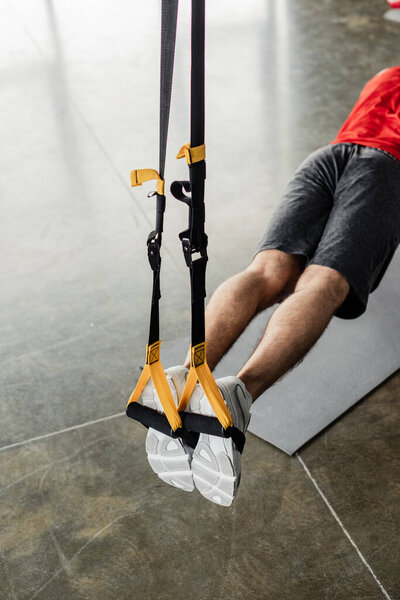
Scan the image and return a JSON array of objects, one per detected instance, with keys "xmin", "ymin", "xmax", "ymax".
[{"xmin": 255, "ymin": 143, "xmax": 400, "ymax": 319}]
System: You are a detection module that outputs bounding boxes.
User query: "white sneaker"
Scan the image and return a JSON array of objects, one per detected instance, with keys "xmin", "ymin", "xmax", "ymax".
[
  {"xmin": 188, "ymin": 376, "xmax": 252, "ymax": 507},
  {"xmin": 139, "ymin": 366, "xmax": 195, "ymax": 492}
]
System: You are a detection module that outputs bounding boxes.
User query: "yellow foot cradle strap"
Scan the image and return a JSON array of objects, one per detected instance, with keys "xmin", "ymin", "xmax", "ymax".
[
  {"xmin": 178, "ymin": 342, "xmax": 234, "ymax": 430},
  {"xmin": 127, "ymin": 341, "xmax": 182, "ymax": 432}
]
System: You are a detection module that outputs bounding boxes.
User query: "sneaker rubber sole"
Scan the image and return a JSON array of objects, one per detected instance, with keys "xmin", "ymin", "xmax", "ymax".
[
  {"xmin": 191, "ymin": 434, "xmax": 239, "ymax": 506},
  {"xmin": 146, "ymin": 428, "xmax": 194, "ymax": 492},
  {"xmin": 189, "ymin": 377, "xmax": 250, "ymax": 506},
  {"xmin": 141, "ymin": 366, "xmax": 194, "ymax": 492}
]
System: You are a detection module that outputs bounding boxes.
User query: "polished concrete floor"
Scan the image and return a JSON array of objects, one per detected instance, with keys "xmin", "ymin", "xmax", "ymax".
[{"xmin": 1, "ymin": 0, "xmax": 400, "ymax": 598}]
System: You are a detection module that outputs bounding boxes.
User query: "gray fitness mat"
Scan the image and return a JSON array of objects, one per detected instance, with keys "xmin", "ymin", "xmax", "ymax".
[
  {"xmin": 384, "ymin": 9, "xmax": 400, "ymax": 23},
  {"xmin": 165, "ymin": 249, "xmax": 400, "ymax": 455}
]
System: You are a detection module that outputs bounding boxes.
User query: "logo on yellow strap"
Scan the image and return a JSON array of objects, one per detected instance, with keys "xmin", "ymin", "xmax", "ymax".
[
  {"xmin": 192, "ymin": 342, "xmax": 206, "ymax": 367},
  {"xmin": 146, "ymin": 341, "xmax": 161, "ymax": 365}
]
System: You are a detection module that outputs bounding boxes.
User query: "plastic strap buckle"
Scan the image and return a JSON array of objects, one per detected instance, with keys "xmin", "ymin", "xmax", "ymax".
[
  {"xmin": 147, "ymin": 232, "xmax": 161, "ymax": 271},
  {"xmin": 179, "ymin": 233, "xmax": 208, "ymax": 268}
]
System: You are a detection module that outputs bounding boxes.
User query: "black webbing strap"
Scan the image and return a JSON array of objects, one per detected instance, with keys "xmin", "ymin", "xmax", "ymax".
[
  {"xmin": 171, "ymin": 0, "xmax": 207, "ymax": 347},
  {"xmin": 188, "ymin": 0, "xmax": 207, "ymax": 348},
  {"xmin": 147, "ymin": 0, "xmax": 179, "ymax": 346},
  {"xmin": 190, "ymin": 0, "xmax": 205, "ymax": 149}
]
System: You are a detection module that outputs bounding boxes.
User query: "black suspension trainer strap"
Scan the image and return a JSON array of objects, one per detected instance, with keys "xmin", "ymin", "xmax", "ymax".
[
  {"xmin": 171, "ymin": 0, "xmax": 208, "ymax": 348},
  {"xmin": 127, "ymin": 0, "xmax": 184, "ymax": 434},
  {"xmin": 127, "ymin": 0, "xmax": 244, "ymax": 452},
  {"xmin": 188, "ymin": 0, "xmax": 207, "ymax": 348},
  {"xmin": 171, "ymin": 0, "xmax": 243, "ymax": 452},
  {"xmin": 147, "ymin": 0, "xmax": 179, "ymax": 346}
]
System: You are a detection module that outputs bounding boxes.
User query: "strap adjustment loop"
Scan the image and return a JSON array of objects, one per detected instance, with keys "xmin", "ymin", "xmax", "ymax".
[
  {"xmin": 131, "ymin": 168, "xmax": 165, "ymax": 196},
  {"xmin": 170, "ymin": 180, "xmax": 191, "ymax": 204},
  {"xmin": 176, "ymin": 143, "xmax": 206, "ymax": 164}
]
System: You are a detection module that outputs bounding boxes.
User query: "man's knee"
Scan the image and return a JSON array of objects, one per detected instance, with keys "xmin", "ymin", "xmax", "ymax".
[
  {"xmin": 246, "ymin": 249, "xmax": 305, "ymax": 301},
  {"xmin": 295, "ymin": 264, "xmax": 350, "ymax": 308}
]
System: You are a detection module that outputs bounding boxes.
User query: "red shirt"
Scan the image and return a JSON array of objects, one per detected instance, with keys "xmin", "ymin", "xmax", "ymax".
[{"xmin": 331, "ymin": 66, "xmax": 400, "ymax": 162}]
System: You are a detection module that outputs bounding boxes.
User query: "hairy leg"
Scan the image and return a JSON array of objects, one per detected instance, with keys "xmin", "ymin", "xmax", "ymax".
[
  {"xmin": 237, "ymin": 265, "xmax": 350, "ymax": 400},
  {"xmin": 184, "ymin": 250, "xmax": 305, "ymax": 370}
]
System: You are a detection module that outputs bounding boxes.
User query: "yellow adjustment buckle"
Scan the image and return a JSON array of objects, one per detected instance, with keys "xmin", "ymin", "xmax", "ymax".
[
  {"xmin": 130, "ymin": 168, "xmax": 165, "ymax": 195},
  {"xmin": 178, "ymin": 342, "xmax": 234, "ymax": 430},
  {"xmin": 126, "ymin": 340, "xmax": 182, "ymax": 432},
  {"xmin": 176, "ymin": 143, "xmax": 206, "ymax": 164}
]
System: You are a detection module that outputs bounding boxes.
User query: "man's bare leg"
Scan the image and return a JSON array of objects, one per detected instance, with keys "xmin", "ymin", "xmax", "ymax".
[
  {"xmin": 237, "ymin": 265, "xmax": 350, "ymax": 400},
  {"xmin": 184, "ymin": 250, "xmax": 305, "ymax": 370}
]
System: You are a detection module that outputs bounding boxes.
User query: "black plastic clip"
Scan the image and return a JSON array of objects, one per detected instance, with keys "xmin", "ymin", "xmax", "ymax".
[
  {"xmin": 180, "ymin": 235, "xmax": 193, "ymax": 267},
  {"xmin": 178, "ymin": 230, "xmax": 208, "ymax": 268},
  {"xmin": 147, "ymin": 231, "xmax": 161, "ymax": 271}
]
